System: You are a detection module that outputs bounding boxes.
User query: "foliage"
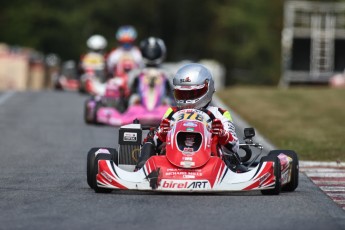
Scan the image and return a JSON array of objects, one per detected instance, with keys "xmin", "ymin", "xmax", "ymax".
[{"xmin": 0, "ymin": 0, "xmax": 329, "ymax": 84}]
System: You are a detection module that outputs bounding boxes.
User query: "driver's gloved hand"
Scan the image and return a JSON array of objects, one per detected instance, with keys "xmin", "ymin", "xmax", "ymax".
[
  {"xmin": 157, "ymin": 118, "xmax": 170, "ymax": 142},
  {"xmin": 211, "ymin": 119, "xmax": 234, "ymax": 145},
  {"xmin": 143, "ymin": 127, "xmax": 155, "ymax": 144}
]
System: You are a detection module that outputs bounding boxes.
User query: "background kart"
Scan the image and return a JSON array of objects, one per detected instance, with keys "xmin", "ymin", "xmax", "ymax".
[
  {"xmin": 78, "ymin": 52, "xmax": 107, "ymax": 94},
  {"xmin": 87, "ymin": 109, "xmax": 299, "ymax": 194},
  {"xmin": 84, "ymin": 68, "xmax": 171, "ymax": 126}
]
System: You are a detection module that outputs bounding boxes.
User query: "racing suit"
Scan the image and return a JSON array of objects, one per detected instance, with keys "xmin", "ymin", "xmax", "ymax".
[
  {"xmin": 127, "ymin": 67, "xmax": 174, "ymax": 106},
  {"xmin": 135, "ymin": 105, "xmax": 240, "ymax": 170},
  {"xmin": 106, "ymin": 46, "xmax": 143, "ymax": 74}
]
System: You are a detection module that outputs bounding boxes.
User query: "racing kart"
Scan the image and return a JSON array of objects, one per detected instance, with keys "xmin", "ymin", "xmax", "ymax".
[
  {"xmin": 84, "ymin": 68, "xmax": 170, "ymax": 126},
  {"xmin": 86, "ymin": 109, "xmax": 299, "ymax": 194},
  {"xmin": 84, "ymin": 77, "xmax": 129, "ymax": 124},
  {"xmin": 53, "ymin": 60, "xmax": 80, "ymax": 91},
  {"xmin": 78, "ymin": 52, "xmax": 107, "ymax": 94}
]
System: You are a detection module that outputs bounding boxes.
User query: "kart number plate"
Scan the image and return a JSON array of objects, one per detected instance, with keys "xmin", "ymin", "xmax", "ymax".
[{"xmin": 177, "ymin": 111, "xmax": 206, "ymax": 123}]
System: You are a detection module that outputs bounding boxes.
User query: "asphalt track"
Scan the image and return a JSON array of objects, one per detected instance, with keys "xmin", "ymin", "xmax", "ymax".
[{"xmin": 0, "ymin": 91, "xmax": 345, "ymax": 230}]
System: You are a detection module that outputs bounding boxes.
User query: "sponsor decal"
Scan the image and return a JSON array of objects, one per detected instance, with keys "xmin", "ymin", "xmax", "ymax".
[
  {"xmin": 180, "ymin": 161, "xmax": 195, "ymax": 167},
  {"xmin": 281, "ymin": 169, "xmax": 290, "ymax": 184},
  {"xmin": 186, "ymin": 127, "xmax": 194, "ymax": 132},
  {"xmin": 183, "ymin": 157, "xmax": 193, "ymax": 161},
  {"xmin": 259, "ymin": 172, "xmax": 271, "ymax": 187},
  {"xmin": 100, "ymin": 171, "xmax": 113, "ymax": 182},
  {"xmin": 161, "ymin": 180, "xmax": 209, "ymax": 189},
  {"xmin": 123, "ymin": 132, "xmax": 137, "ymax": 141},
  {"xmin": 183, "ymin": 175, "xmax": 195, "ymax": 179},
  {"xmin": 183, "ymin": 147, "xmax": 194, "ymax": 152},
  {"xmin": 183, "ymin": 122, "xmax": 198, "ymax": 127},
  {"xmin": 164, "ymin": 168, "xmax": 202, "ymax": 177},
  {"xmin": 180, "ymin": 77, "xmax": 191, "ymax": 83}
]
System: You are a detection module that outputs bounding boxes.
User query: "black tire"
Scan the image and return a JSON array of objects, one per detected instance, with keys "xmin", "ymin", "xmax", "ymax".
[
  {"xmin": 78, "ymin": 78, "xmax": 86, "ymax": 94},
  {"xmin": 86, "ymin": 148, "xmax": 99, "ymax": 189},
  {"xmin": 84, "ymin": 100, "xmax": 92, "ymax": 124},
  {"xmin": 260, "ymin": 155, "xmax": 281, "ymax": 195},
  {"xmin": 93, "ymin": 101, "xmax": 102, "ymax": 124},
  {"xmin": 87, "ymin": 148, "xmax": 118, "ymax": 189},
  {"xmin": 268, "ymin": 150, "xmax": 299, "ymax": 192}
]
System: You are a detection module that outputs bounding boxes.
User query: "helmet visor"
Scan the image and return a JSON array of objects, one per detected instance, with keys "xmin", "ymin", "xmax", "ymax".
[{"xmin": 174, "ymin": 84, "xmax": 208, "ymax": 101}]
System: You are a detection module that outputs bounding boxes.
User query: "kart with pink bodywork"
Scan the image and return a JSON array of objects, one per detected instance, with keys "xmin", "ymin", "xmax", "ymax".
[
  {"xmin": 86, "ymin": 109, "xmax": 299, "ymax": 195},
  {"xmin": 84, "ymin": 68, "xmax": 171, "ymax": 126}
]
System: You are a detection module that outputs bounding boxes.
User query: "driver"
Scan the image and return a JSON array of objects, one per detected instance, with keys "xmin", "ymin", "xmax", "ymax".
[{"xmin": 135, "ymin": 63, "xmax": 245, "ymax": 172}]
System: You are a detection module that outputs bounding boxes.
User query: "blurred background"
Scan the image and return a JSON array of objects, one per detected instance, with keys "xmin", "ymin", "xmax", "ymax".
[
  {"xmin": 2, "ymin": 0, "xmax": 345, "ymax": 90},
  {"xmin": 0, "ymin": 0, "xmax": 286, "ymax": 90}
]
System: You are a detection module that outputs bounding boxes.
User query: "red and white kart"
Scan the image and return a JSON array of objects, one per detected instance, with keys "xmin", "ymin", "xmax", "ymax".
[{"xmin": 87, "ymin": 109, "xmax": 299, "ymax": 195}]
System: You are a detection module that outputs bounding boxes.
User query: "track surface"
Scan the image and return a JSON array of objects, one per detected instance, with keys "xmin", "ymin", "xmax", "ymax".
[{"xmin": 0, "ymin": 91, "xmax": 344, "ymax": 230}]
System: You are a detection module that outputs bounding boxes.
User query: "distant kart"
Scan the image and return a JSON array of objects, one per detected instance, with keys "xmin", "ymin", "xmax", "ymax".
[
  {"xmin": 84, "ymin": 77, "xmax": 128, "ymax": 124},
  {"xmin": 78, "ymin": 52, "xmax": 107, "ymax": 94},
  {"xmin": 87, "ymin": 109, "xmax": 299, "ymax": 194},
  {"xmin": 53, "ymin": 60, "xmax": 80, "ymax": 91},
  {"xmin": 54, "ymin": 75, "xmax": 80, "ymax": 91},
  {"xmin": 84, "ymin": 68, "xmax": 170, "ymax": 126}
]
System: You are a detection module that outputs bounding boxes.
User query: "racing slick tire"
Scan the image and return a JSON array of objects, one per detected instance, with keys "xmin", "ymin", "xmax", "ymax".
[
  {"xmin": 87, "ymin": 148, "xmax": 118, "ymax": 189},
  {"xmin": 268, "ymin": 150, "xmax": 299, "ymax": 192},
  {"xmin": 93, "ymin": 101, "xmax": 102, "ymax": 125},
  {"xmin": 260, "ymin": 155, "xmax": 282, "ymax": 195},
  {"xmin": 84, "ymin": 99, "xmax": 93, "ymax": 124}
]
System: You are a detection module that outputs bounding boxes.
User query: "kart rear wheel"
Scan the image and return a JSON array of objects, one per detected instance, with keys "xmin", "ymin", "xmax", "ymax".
[
  {"xmin": 84, "ymin": 100, "xmax": 93, "ymax": 124},
  {"xmin": 87, "ymin": 148, "xmax": 118, "ymax": 189},
  {"xmin": 93, "ymin": 101, "xmax": 102, "ymax": 124},
  {"xmin": 269, "ymin": 150, "xmax": 299, "ymax": 192},
  {"xmin": 260, "ymin": 155, "xmax": 281, "ymax": 195}
]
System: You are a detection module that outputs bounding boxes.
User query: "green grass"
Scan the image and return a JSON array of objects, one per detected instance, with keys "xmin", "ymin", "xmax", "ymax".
[{"xmin": 217, "ymin": 86, "xmax": 345, "ymax": 161}]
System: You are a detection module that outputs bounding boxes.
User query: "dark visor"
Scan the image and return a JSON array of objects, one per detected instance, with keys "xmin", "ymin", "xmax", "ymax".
[{"xmin": 174, "ymin": 84, "xmax": 208, "ymax": 100}]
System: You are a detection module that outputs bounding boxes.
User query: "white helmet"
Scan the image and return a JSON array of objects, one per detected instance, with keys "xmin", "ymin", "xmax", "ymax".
[
  {"xmin": 86, "ymin": 35, "xmax": 107, "ymax": 51},
  {"xmin": 173, "ymin": 63, "xmax": 215, "ymax": 109}
]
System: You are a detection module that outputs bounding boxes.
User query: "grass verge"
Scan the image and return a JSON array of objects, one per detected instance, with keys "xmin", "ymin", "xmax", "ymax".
[{"xmin": 217, "ymin": 86, "xmax": 345, "ymax": 161}]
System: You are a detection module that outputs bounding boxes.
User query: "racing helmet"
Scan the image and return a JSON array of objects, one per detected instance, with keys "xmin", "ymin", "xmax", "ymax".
[
  {"xmin": 139, "ymin": 37, "xmax": 166, "ymax": 66},
  {"xmin": 116, "ymin": 25, "xmax": 137, "ymax": 44},
  {"xmin": 86, "ymin": 34, "xmax": 107, "ymax": 52},
  {"xmin": 173, "ymin": 63, "xmax": 215, "ymax": 109}
]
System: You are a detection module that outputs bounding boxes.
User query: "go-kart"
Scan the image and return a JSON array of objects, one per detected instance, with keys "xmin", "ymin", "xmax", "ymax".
[
  {"xmin": 53, "ymin": 60, "xmax": 80, "ymax": 91},
  {"xmin": 86, "ymin": 109, "xmax": 299, "ymax": 194},
  {"xmin": 78, "ymin": 52, "xmax": 107, "ymax": 94},
  {"xmin": 84, "ymin": 68, "xmax": 170, "ymax": 126},
  {"xmin": 84, "ymin": 77, "xmax": 129, "ymax": 124}
]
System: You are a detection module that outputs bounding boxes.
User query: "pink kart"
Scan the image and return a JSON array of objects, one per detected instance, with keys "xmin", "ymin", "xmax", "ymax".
[{"xmin": 85, "ymin": 68, "xmax": 170, "ymax": 126}]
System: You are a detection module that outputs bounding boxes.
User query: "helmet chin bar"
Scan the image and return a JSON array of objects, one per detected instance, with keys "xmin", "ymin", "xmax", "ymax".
[{"xmin": 176, "ymin": 97, "xmax": 211, "ymax": 110}]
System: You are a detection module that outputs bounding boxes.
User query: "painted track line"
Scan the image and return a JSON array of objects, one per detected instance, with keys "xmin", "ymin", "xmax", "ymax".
[
  {"xmin": 0, "ymin": 91, "xmax": 15, "ymax": 105},
  {"xmin": 300, "ymin": 161, "xmax": 345, "ymax": 211}
]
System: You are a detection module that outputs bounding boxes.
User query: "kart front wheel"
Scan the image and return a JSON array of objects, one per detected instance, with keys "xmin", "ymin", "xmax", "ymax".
[
  {"xmin": 260, "ymin": 155, "xmax": 281, "ymax": 195},
  {"xmin": 87, "ymin": 148, "xmax": 118, "ymax": 189},
  {"xmin": 269, "ymin": 150, "xmax": 299, "ymax": 192},
  {"xmin": 84, "ymin": 100, "xmax": 93, "ymax": 124},
  {"xmin": 92, "ymin": 153, "xmax": 114, "ymax": 193}
]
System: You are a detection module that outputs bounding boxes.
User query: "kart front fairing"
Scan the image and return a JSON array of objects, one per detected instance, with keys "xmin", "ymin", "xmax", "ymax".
[
  {"xmin": 96, "ymin": 155, "xmax": 277, "ymax": 192},
  {"xmin": 95, "ymin": 116, "xmax": 286, "ymax": 192}
]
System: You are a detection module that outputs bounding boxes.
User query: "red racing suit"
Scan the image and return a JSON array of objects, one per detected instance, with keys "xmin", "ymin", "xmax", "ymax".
[{"xmin": 152, "ymin": 105, "xmax": 239, "ymax": 154}]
